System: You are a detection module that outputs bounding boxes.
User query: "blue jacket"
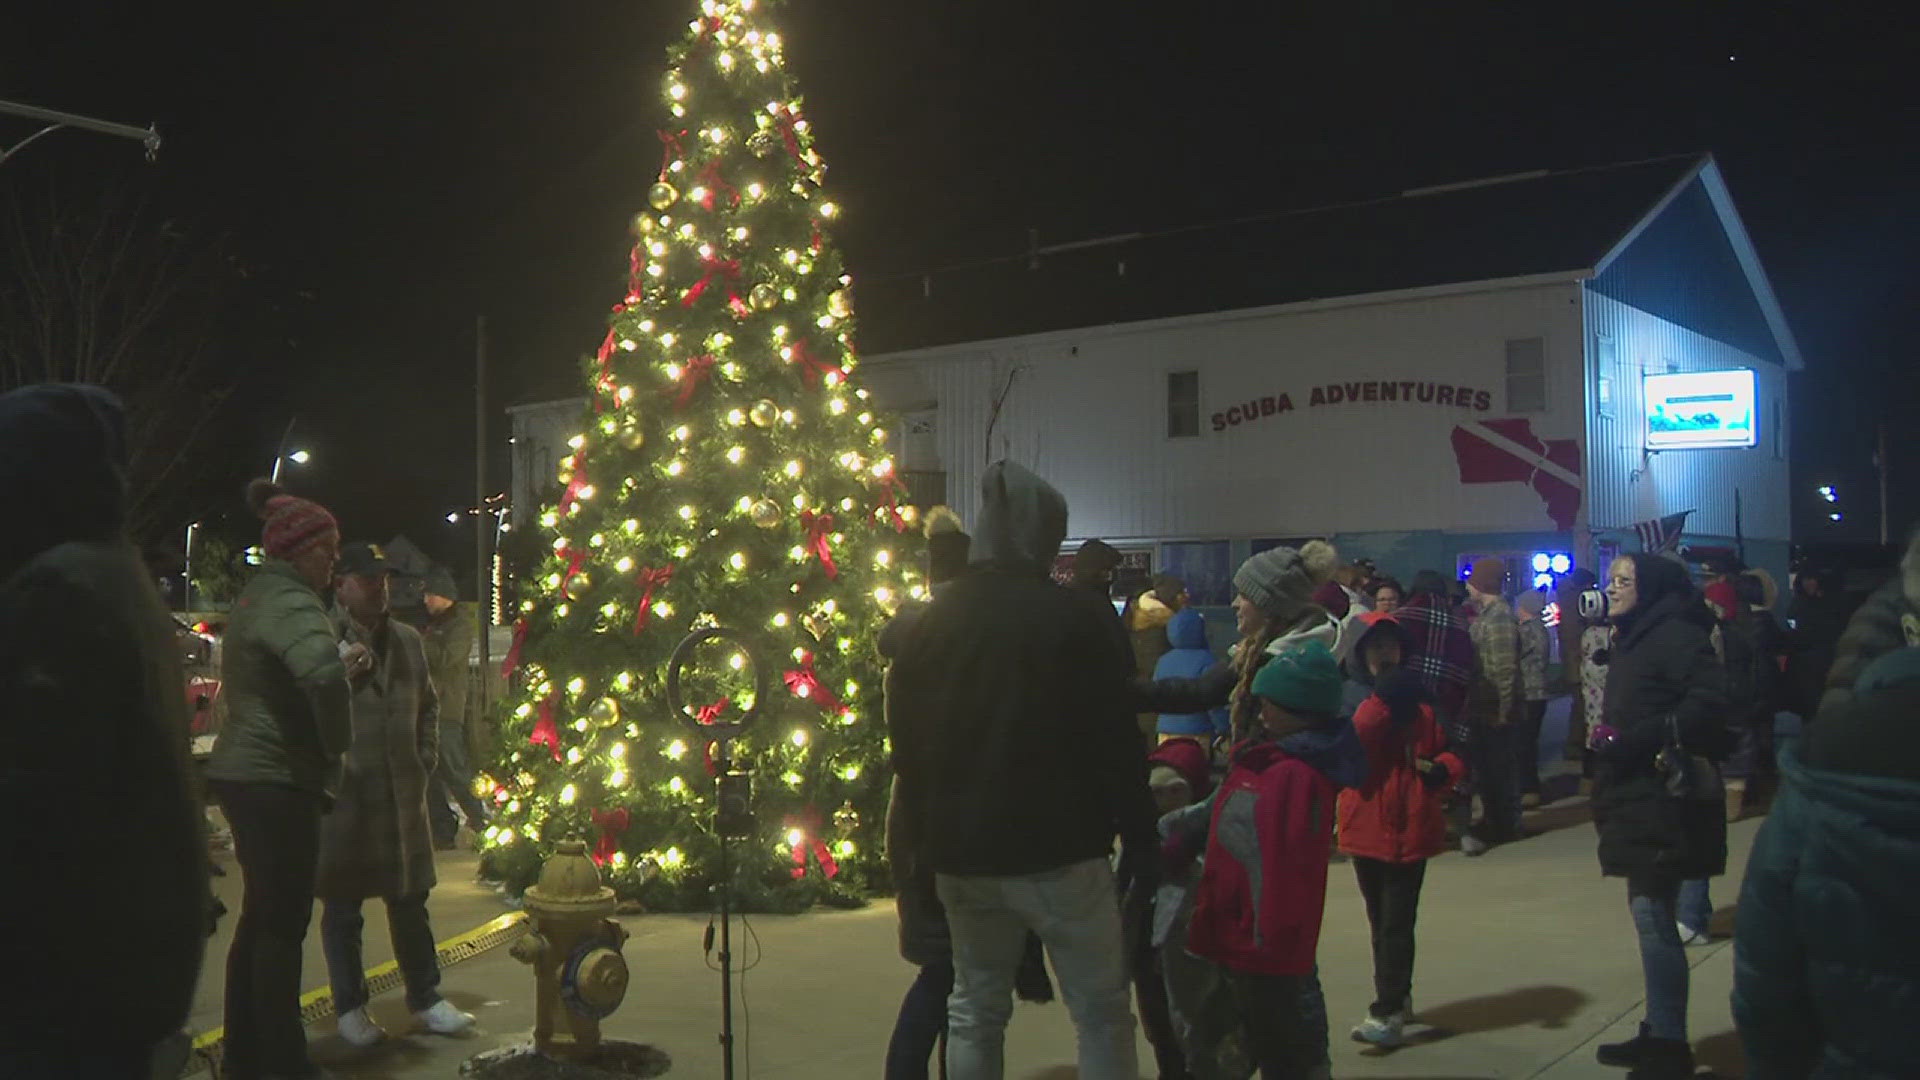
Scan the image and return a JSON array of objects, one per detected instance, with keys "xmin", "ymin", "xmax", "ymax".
[
  {"xmin": 1733, "ymin": 660, "xmax": 1920, "ymax": 1079},
  {"xmin": 1153, "ymin": 608, "xmax": 1230, "ymax": 737}
]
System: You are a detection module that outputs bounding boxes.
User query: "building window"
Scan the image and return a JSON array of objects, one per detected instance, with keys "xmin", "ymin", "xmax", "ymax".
[
  {"xmin": 1505, "ymin": 338, "xmax": 1547, "ymax": 413},
  {"xmin": 1771, "ymin": 397, "xmax": 1785, "ymax": 461},
  {"xmin": 1167, "ymin": 370, "xmax": 1200, "ymax": 438}
]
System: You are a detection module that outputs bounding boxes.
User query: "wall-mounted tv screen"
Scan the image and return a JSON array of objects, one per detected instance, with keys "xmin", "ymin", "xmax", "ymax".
[{"xmin": 1644, "ymin": 369, "xmax": 1757, "ymax": 450}]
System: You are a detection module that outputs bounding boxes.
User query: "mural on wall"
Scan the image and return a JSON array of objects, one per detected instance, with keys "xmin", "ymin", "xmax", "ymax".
[{"xmin": 1450, "ymin": 418, "xmax": 1583, "ymax": 530}]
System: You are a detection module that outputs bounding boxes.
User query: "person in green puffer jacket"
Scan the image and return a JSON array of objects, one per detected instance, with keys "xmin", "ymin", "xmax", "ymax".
[{"xmin": 205, "ymin": 478, "xmax": 352, "ymax": 1080}]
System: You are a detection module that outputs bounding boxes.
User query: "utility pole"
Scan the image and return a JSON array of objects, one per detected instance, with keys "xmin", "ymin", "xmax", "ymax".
[
  {"xmin": 1877, "ymin": 421, "xmax": 1890, "ymax": 548},
  {"xmin": 0, "ymin": 98, "xmax": 159, "ymax": 167},
  {"xmin": 476, "ymin": 315, "xmax": 491, "ymax": 717}
]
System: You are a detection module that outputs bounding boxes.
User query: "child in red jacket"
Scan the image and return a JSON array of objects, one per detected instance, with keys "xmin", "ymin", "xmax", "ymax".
[
  {"xmin": 1162, "ymin": 640, "xmax": 1367, "ymax": 1079},
  {"xmin": 1337, "ymin": 611, "xmax": 1466, "ymax": 1048}
]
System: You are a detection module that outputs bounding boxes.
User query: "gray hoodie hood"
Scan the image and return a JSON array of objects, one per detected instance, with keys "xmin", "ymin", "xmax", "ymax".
[
  {"xmin": 0, "ymin": 383, "xmax": 129, "ymax": 581},
  {"xmin": 968, "ymin": 460, "xmax": 1068, "ymax": 573}
]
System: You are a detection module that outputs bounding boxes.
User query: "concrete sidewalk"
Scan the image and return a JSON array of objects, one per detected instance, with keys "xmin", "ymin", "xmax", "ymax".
[{"xmin": 190, "ymin": 797, "xmax": 1760, "ymax": 1079}]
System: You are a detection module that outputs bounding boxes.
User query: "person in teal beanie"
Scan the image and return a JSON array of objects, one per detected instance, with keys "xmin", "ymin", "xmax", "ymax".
[{"xmin": 1160, "ymin": 641, "xmax": 1365, "ymax": 1079}]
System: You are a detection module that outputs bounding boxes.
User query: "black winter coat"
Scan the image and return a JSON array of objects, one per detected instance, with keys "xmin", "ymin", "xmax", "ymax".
[
  {"xmin": 1817, "ymin": 578, "xmax": 1910, "ymax": 722},
  {"xmin": 1592, "ymin": 592, "xmax": 1730, "ymax": 881},
  {"xmin": 889, "ymin": 568, "xmax": 1157, "ymax": 877}
]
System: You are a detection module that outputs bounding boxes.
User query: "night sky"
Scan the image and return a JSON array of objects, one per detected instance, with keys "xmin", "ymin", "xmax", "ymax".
[{"xmin": 4, "ymin": 2, "xmax": 1914, "ymax": 578}]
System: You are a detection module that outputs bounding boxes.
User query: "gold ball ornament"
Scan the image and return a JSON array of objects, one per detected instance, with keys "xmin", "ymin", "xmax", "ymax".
[
  {"xmin": 750, "ymin": 499, "xmax": 783, "ymax": 528},
  {"xmin": 827, "ymin": 289, "xmax": 853, "ymax": 318},
  {"xmin": 631, "ymin": 212, "xmax": 657, "ymax": 236},
  {"xmin": 747, "ymin": 130, "xmax": 777, "ymax": 158},
  {"xmin": 563, "ymin": 572, "xmax": 594, "ymax": 601},
  {"xmin": 749, "ymin": 283, "xmax": 779, "ymax": 310},
  {"xmin": 648, "ymin": 182, "xmax": 679, "ymax": 211},
  {"xmin": 615, "ymin": 424, "xmax": 645, "ymax": 451},
  {"xmin": 833, "ymin": 800, "xmax": 860, "ymax": 833},
  {"xmin": 588, "ymin": 696, "xmax": 621, "ymax": 726},
  {"xmin": 748, "ymin": 399, "xmax": 780, "ymax": 428}
]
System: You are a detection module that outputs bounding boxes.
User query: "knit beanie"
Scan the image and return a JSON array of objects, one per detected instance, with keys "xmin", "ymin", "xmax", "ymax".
[
  {"xmin": 1073, "ymin": 538, "xmax": 1122, "ymax": 585},
  {"xmin": 246, "ymin": 478, "xmax": 338, "ymax": 560},
  {"xmin": 1232, "ymin": 540, "xmax": 1337, "ymax": 621},
  {"xmin": 1249, "ymin": 639, "xmax": 1345, "ymax": 719},
  {"xmin": 1703, "ymin": 579, "xmax": 1739, "ymax": 621},
  {"xmin": 1147, "ymin": 737, "xmax": 1212, "ymax": 799},
  {"xmin": 923, "ymin": 506, "xmax": 971, "ymax": 585},
  {"xmin": 1150, "ymin": 573, "xmax": 1185, "ymax": 603},
  {"xmin": 425, "ymin": 565, "xmax": 459, "ymax": 602},
  {"xmin": 1468, "ymin": 557, "xmax": 1506, "ymax": 596}
]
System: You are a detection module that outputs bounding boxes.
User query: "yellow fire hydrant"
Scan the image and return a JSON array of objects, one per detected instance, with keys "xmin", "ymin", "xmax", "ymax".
[{"xmin": 508, "ymin": 839, "xmax": 632, "ymax": 1059}]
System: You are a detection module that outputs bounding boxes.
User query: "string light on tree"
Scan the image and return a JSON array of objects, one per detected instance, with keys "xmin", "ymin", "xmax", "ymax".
[{"xmin": 480, "ymin": 0, "xmax": 920, "ymax": 913}]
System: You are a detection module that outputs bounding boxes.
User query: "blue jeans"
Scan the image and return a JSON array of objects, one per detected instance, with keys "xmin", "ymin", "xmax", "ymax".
[
  {"xmin": 937, "ymin": 858, "xmax": 1137, "ymax": 1080},
  {"xmin": 1677, "ymin": 878, "xmax": 1712, "ymax": 936},
  {"xmin": 886, "ymin": 961, "xmax": 953, "ymax": 1080},
  {"xmin": 1628, "ymin": 878, "xmax": 1689, "ymax": 1041},
  {"xmin": 321, "ymin": 892, "xmax": 443, "ymax": 1015}
]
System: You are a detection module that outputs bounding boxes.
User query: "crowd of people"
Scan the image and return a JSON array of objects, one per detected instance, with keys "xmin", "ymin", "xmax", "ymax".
[
  {"xmin": 882, "ymin": 457, "xmax": 1920, "ymax": 1080},
  {"xmin": 3, "ymin": 377, "xmax": 1916, "ymax": 1080}
]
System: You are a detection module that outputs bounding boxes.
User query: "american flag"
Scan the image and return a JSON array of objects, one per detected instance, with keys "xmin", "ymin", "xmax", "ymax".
[{"xmin": 1633, "ymin": 510, "xmax": 1693, "ymax": 553}]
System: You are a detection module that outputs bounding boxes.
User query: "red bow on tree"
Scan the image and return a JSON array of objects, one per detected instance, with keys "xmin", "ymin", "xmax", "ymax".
[
  {"xmin": 783, "ymin": 657, "xmax": 846, "ymax": 717},
  {"xmin": 558, "ymin": 550, "xmax": 587, "ymax": 596},
  {"xmin": 595, "ymin": 328, "xmax": 620, "ymax": 409},
  {"xmin": 785, "ymin": 806, "xmax": 839, "ymax": 880},
  {"xmin": 697, "ymin": 160, "xmax": 739, "ymax": 211},
  {"xmin": 559, "ymin": 461, "xmax": 592, "ymax": 514},
  {"xmin": 632, "ymin": 564, "xmax": 676, "ymax": 633},
  {"xmin": 773, "ymin": 105, "xmax": 808, "ymax": 170},
  {"xmin": 656, "ymin": 127, "xmax": 688, "ymax": 180},
  {"xmin": 873, "ymin": 475, "xmax": 910, "ymax": 533},
  {"xmin": 695, "ymin": 697, "xmax": 731, "ymax": 725},
  {"xmin": 500, "ymin": 618, "xmax": 530, "ymax": 679},
  {"xmin": 590, "ymin": 808, "xmax": 631, "ymax": 866},
  {"xmin": 667, "ymin": 354, "xmax": 717, "ymax": 410},
  {"xmin": 789, "ymin": 341, "xmax": 843, "ymax": 389},
  {"xmin": 529, "ymin": 693, "xmax": 562, "ymax": 762},
  {"xmin": 800, "ymin": 510, "xmax": 837, "ymax": 578},
  {"xmin": 681, "ymin": 255, "xmax": 741, "ymax": 309}
]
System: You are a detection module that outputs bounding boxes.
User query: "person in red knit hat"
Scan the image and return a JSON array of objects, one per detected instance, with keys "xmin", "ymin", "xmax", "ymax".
[{"xmin": 205, "ymin": 478, "xmax": 355, "ymax": 1080}]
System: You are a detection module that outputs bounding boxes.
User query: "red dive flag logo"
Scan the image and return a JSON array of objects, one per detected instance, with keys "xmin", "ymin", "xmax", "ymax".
[{"xmin": 1448, "ymin": 419, "xmax": 1584, "ymax": 530}]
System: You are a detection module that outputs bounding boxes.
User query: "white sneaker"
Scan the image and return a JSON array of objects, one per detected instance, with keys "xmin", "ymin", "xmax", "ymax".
[
  {"xmin": 416, "ymin": 999, "xmax": 476, "ymax": 1036},
  {"xmin": 1677, "ymin": 921, "xmax": 1710, "ymax": 946},
  {"xmin": 335, "ymin": 1005, "xmax": 386, "ymax": 1047},
  {"xmin": 1351, "ymin": 1012, "xmax": 1406, "ymax": 1048}
]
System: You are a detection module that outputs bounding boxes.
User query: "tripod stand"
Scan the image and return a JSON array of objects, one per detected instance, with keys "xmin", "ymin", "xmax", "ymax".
[{"xmin": 667, "ymin": 627, "xmax": 769, "ymax": 1080}]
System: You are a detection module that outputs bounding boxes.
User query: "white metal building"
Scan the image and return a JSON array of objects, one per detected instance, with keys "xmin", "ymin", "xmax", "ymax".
[{"xmin": 852, "ymin": 154, "xmax": 1802, "ymax": 601}]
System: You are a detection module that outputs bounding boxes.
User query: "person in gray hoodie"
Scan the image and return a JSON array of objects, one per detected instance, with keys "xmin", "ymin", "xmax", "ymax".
[
  {"xmin": 889, "ymin": 461, "xmax": 1157, "ymax": 1080},
  {"xmin": 0, "ymin": 384, "xmax": 208, "ymax": 1079}
]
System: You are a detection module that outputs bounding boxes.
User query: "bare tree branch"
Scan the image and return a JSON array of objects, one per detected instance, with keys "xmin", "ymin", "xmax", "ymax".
[{"xmin": 0, "ymin": 181, "xmax": 236, "ymax": 543}]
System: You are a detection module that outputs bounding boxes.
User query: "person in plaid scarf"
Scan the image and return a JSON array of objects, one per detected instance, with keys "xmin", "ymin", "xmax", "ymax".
[
  {"xmin": 1393, "ymin": 571, "xmax": 1479, "ymax": 849},
  {"xmin": 1465, "ymin": 559, "xmax": 1525, "ymax": 853}
]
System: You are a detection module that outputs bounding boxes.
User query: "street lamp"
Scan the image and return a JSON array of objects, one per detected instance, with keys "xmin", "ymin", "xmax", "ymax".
[
  {"xmin": 271, "ymin": 448, "xmax": 312, "ymax": 483},
  {"xmin": 184, "ymin": 522, "xmax": 200, "ymax": 613}
]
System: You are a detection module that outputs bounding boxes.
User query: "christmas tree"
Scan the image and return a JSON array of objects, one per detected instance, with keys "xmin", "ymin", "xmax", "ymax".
[{"xmin": 478, "ymin": 0, "xmax": 923, "ymax": 912}]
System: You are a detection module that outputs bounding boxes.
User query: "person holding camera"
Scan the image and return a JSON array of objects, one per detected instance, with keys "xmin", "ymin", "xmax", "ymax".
[{"xmin": 1586, "ymin": 554, "xmax": 1728, "ymax": 1079}]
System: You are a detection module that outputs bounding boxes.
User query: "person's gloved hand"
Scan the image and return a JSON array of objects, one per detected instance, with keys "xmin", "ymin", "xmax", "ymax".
[{"xmin": 1415, "ymin": 757, "xmax": 1451, "ymax": 791}]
